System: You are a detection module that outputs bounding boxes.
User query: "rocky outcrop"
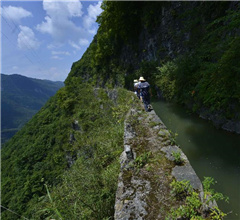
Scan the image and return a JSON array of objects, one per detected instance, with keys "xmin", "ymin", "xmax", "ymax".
[
  {"xmin": 114, "ymin": 101, "xmax": 216, "ymax": 219},
  {"xmin": 197, "ymin": 108, "xmax": 240, "ymax": 134},
  {"xmin": 120, "ymin": 2, "xmax": 205, "ymax": 71}
]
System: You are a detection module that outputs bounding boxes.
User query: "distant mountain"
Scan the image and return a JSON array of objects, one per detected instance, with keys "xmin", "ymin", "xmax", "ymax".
[{"xmin": 1, "ymin": 74, "xmax": 64, "ymax": 144}]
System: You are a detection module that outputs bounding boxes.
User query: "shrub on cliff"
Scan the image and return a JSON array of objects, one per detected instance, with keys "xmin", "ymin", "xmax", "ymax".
[{"xmin": 168, "ymin": 177, "xmax": 229, "ymax": 219}]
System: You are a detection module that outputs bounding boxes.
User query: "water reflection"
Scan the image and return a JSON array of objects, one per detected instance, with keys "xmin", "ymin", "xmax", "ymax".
[{"xmin": 152, "ymin": 100, "xmax": 240, "ymax": 219}]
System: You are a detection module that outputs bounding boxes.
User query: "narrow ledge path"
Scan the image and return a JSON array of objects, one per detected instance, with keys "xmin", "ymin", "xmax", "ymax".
[{"xmin": 114, "ymin": 101, "xmax": 208, "ymax": 219}]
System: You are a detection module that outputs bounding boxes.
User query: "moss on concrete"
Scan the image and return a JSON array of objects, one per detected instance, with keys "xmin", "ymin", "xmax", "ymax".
[{"xmin": 115, "ymin": 97, "xmax": 206, "ymax": 219}]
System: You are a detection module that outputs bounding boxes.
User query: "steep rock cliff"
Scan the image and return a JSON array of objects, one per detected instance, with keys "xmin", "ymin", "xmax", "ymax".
[{"xmin": 67, "ymin": 1, "xmax": 240, "ymax": 133}]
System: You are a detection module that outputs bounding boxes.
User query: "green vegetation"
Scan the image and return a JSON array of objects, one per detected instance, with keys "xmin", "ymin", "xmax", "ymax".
[
  {"xmin": 172, "ymin": 151, "xmax": 184, "ymax": 165},
  {"xmin": 168, "ymin": 177, "xmax": 229, "ymax": 219},
  {"xmin": 170, "ymin": 179, "xmax": 193, "ymax": 199},
  {"xmin": 210, "ymin": 207, "xmax": 227, "ymax": 220},
  {"xmin": 154, "ymin": 6, "xmax": 240, "ymax": 120},
  {"xmin": 155, "ymin": 62, "xmax": 177, "ymax": 101},
  {"xmin": 1, "ymin": 78, "xmax": 136, "ymax": 219},
  {"xmin": 202, "ymin": 177, "xmax": 229, "ymax": 205},
  {"xmin": 169, "ymin": 130, "xmax": 178, "ymax": 145},
  {"xmin": 67, "ymin": 1, "xmax": 239, "ymax": 122},
  {"xmin": 2, "ymin": 1, "xmax": 237, "ymax": 219},
  {"xmin": 135, "ymin": 152, "xmax": 151, "ymax": 169},
  {"xmin": 66, "ymin": 2, "xmax": 165, "ymax": 89}
]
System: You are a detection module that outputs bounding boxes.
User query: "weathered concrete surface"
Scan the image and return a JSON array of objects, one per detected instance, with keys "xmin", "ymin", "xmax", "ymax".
[
  {"xmin": 161, "ymin": 145, "xmax": 202, "ymax": 191},
  {"xmin": 114, "ymin": 102, "xmax": 212, "ymax": 219},
  {"xmin": 172, "ymin": 164, "xmax": 203, "ymax": 191},
  {"xmin": 114, "ymin": 172, "xmax": 150, "ymax": 220}
]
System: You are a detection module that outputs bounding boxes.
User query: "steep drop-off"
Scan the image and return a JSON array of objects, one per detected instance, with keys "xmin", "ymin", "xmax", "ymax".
[{"xmin": 1, "ymin": 84, "xmax": 136, "ymax": 219}]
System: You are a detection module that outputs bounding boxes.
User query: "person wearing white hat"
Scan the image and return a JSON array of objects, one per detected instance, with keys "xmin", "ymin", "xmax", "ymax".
[
  {"xmin": 134, "ymin": 79, "xmax": 140, "ymax": 99},
  {"xmin": 138, "ymin": 76, "xmax": 152, "ymax": 112}
]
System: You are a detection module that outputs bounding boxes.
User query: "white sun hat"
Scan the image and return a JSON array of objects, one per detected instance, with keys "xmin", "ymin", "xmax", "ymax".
[{"xmin": 139, "ymin": 76, "xmax": 146, "ymax": 81}]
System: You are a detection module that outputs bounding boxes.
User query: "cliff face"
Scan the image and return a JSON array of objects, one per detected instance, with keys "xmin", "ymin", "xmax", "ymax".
[
  {"xmin": 119, "ymin": 2, "xmax": 193, "ymax": 69},
  {"xmin": 119, "ymin": 2, "xmax": 238, "ymax": 71},
  {"xmin": 67, "ymin": 1, "xmax": 240, "ymax": 133},
  {"xmin": 116, "ymin": 1, "xmax": 240, "ymax": 134}
]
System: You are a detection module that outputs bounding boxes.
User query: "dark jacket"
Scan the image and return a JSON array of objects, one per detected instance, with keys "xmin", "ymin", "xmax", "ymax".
[{"xmin": 138, "ymin": 81, "xmax": 150, "ymax": 97}]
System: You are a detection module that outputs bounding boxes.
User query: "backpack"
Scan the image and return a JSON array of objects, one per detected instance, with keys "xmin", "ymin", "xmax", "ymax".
[{"xmin": 138, "ymin": 82, "xmax": 150, "ymax": 97}]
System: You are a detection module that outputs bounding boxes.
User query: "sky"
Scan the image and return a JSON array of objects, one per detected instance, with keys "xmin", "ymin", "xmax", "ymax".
[{"xmin": 1, "ymin": 0, "xmax": 103, "ymax": 82}]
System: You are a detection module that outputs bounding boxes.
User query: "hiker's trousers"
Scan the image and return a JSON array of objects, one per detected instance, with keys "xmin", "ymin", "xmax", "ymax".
[{"xmin": 142, "ymin": 95, "xmax": 150, "ymax": 112}]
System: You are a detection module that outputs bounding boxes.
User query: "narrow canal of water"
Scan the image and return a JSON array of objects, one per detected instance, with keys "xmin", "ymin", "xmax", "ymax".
[{"xmin": 152, "ymin": 100, "xmax": 240, "ymax": 219}]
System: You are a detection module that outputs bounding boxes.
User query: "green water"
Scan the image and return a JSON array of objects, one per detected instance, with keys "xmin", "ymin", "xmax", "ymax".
[{"xmin": 152, "ymin": 100, "xmax": 240, "ymax": 219}]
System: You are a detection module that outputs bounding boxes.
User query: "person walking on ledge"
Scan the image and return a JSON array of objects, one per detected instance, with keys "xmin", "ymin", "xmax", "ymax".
[
  {"xmin": 138, "ymin": 76, "xmax": 152, "ymax": 112},
  {"xmin": 134, "ymin": 79, "xmax": 140, "ymax": 99}
]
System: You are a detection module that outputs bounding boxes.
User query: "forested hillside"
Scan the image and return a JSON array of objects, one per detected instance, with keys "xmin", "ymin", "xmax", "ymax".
[
  {"xmin": 2, "ymin": 80, "xmax": 135, "ymax": 219},
  {"xmin": 2, "ymin": 2, "xmax": 239, "ymax": 219},
  {"xmin": 1, "ymin": 74, "xmax": 64, "ymax": 143}
]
